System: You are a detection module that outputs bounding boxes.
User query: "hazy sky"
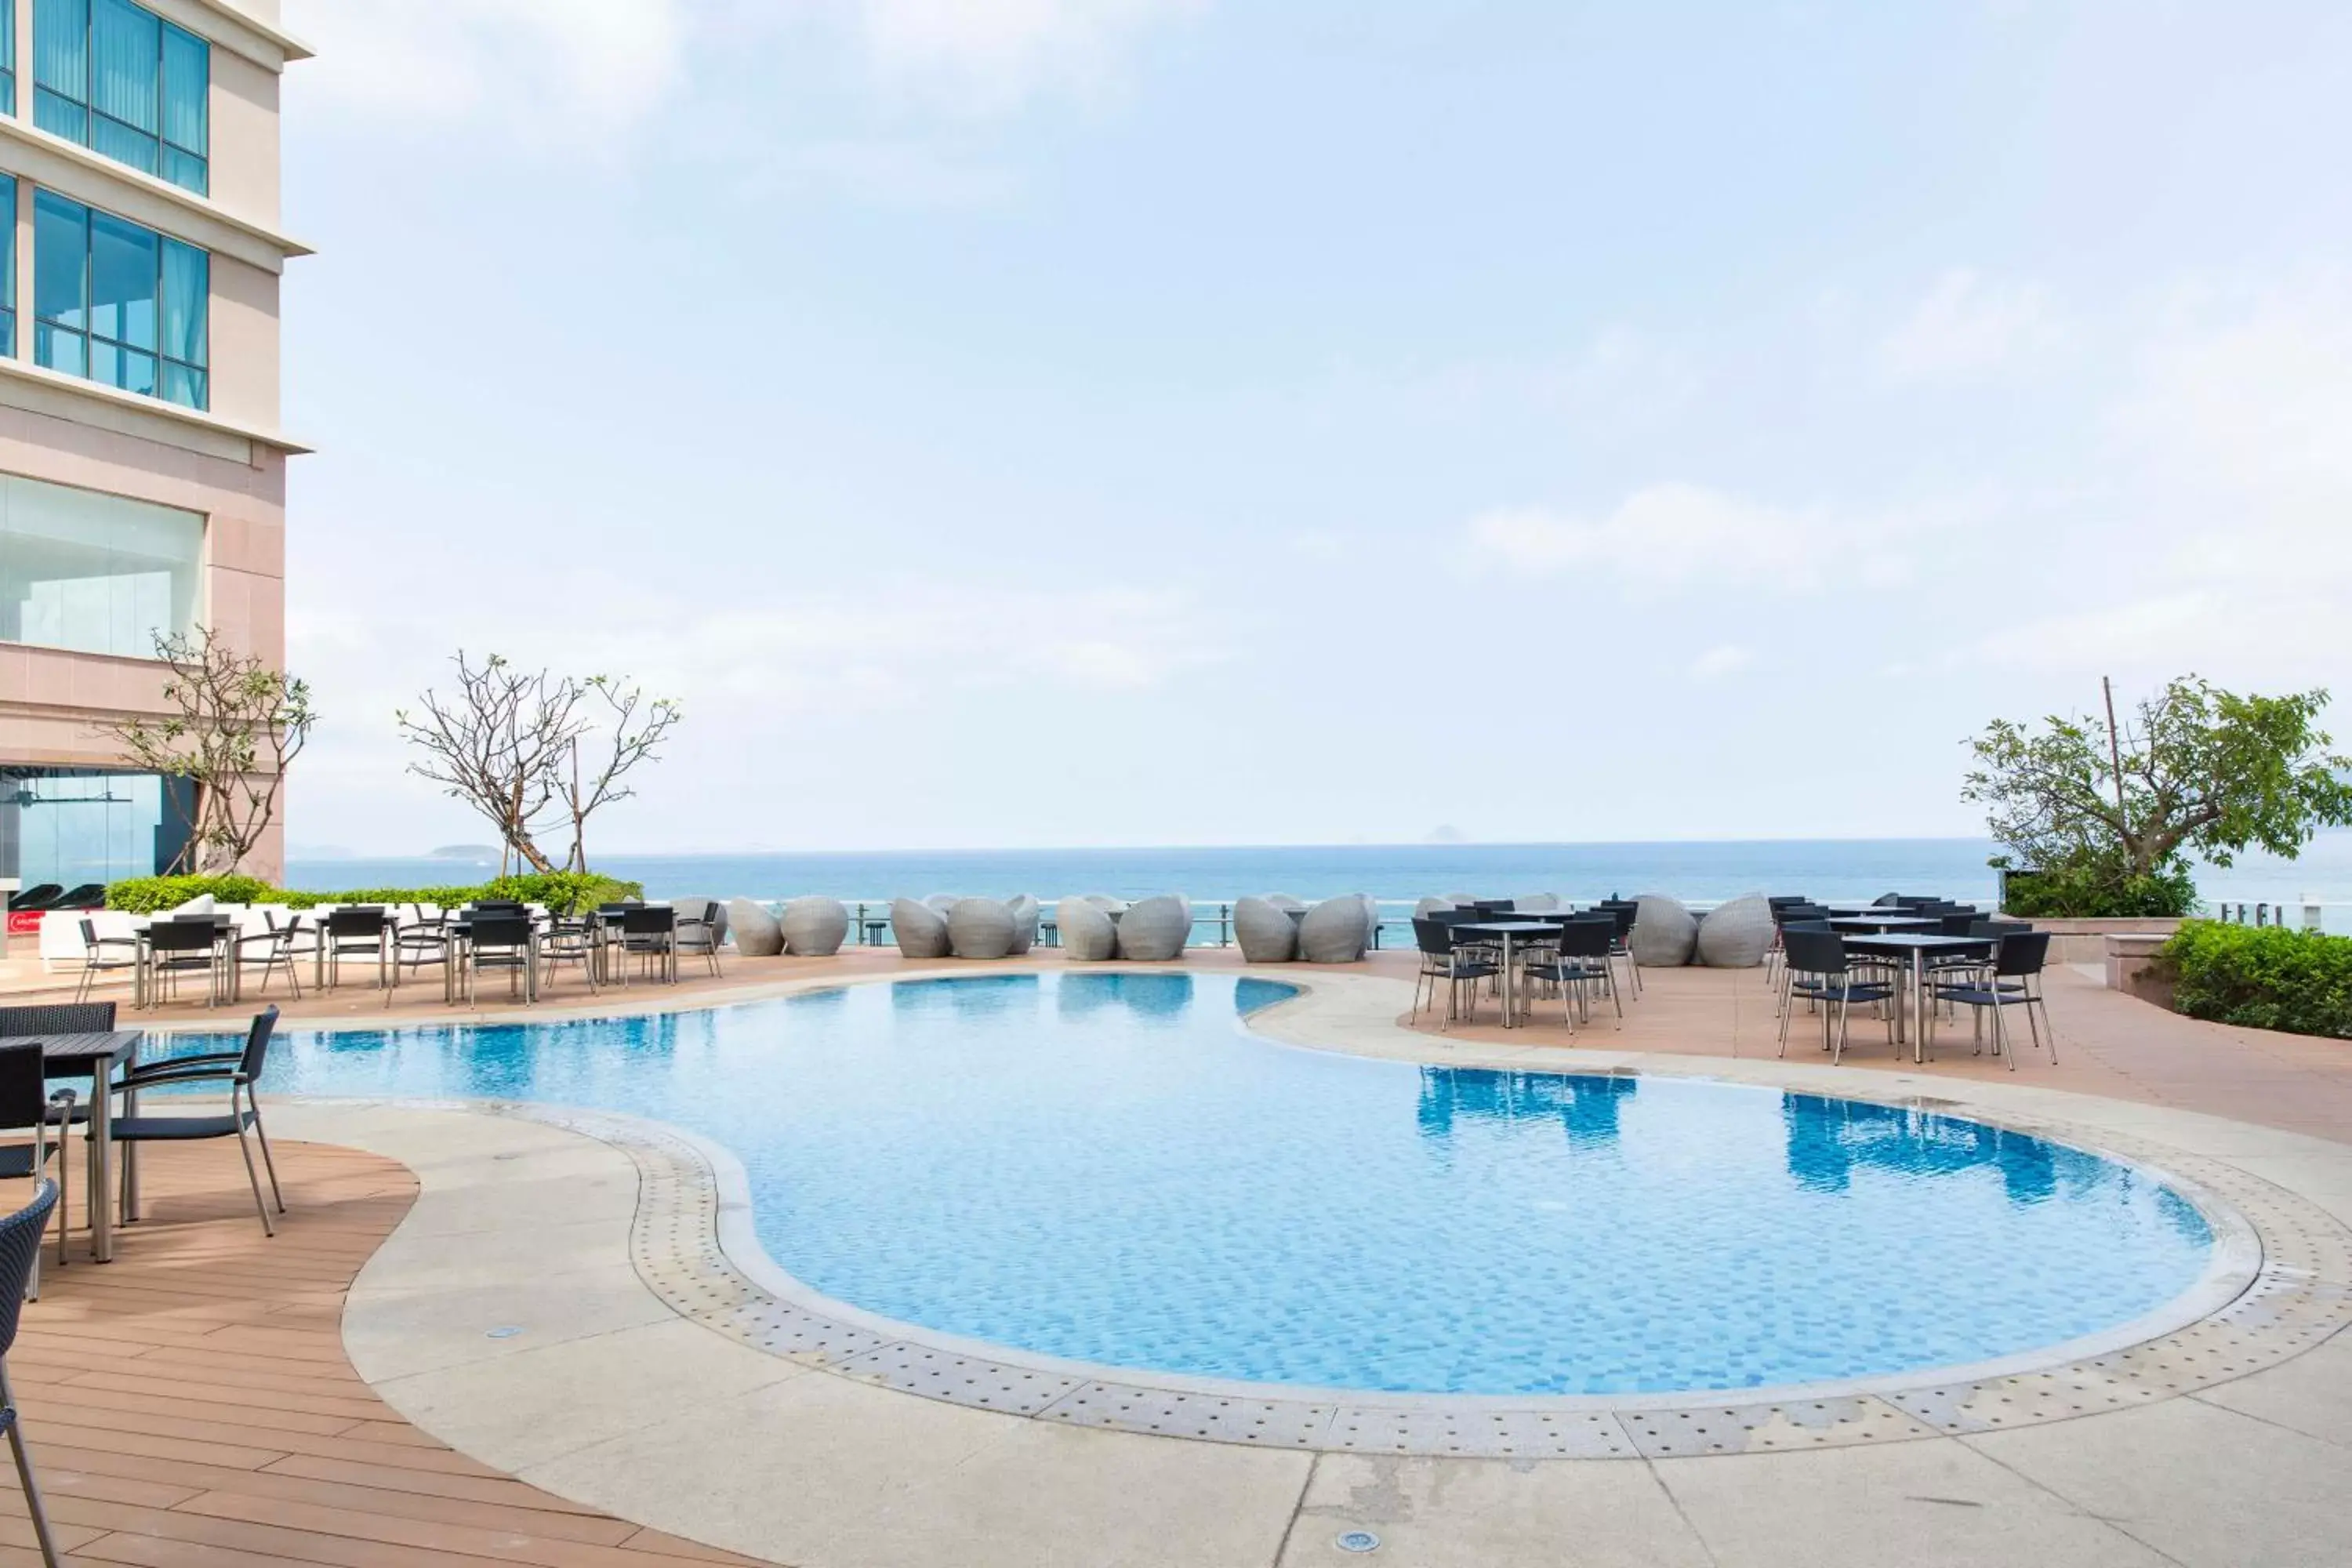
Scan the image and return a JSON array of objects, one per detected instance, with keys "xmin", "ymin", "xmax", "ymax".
[{"xmin": 276, "ymin": 1, "xmax": 2352, "ymax": 856}]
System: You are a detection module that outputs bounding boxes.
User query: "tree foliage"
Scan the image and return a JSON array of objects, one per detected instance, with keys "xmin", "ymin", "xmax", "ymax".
[
  {"xmin": 1963, "ymin": 677, "xmax": 2352, "ymax": 917},
  {"xmin": 96, "ymin": 627, "xmax": 315, "ymax": 874},
  {"xmin": 397, "ymin": 652, "xmax": 679, "ymax": 873}
]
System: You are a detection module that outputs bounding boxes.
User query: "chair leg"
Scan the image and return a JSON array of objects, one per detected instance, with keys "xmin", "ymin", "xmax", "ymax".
[
  {"xmin": 1, "ymin": 1365, "xmax": 63, "ymax": 1568},
  {"xmin": 249, "ymin": 1102, "xmax": 285, "ymax": 1215},
  {"xmin": 233, "ymin": 1119, "xmax": 276, "ymax": 1237}
]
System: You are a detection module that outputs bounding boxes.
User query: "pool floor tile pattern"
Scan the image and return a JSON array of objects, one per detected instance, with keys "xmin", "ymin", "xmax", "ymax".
[{"xmin": 506, "ymin": 1099, "xmax": 2352, "ymax": 1461}]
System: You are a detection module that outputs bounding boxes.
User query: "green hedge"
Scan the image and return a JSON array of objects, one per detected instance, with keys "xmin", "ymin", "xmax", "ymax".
[
  {"xmin": 1998, "ymin": 852, "xmax": 2199, "ymax": 919},
  {"xmin": 106, "ymin": 870, "xmax": 645, "ymax": 917},
  {"xmin": 2158, "ymin": 920, "xmax": 2352, "ymax": 1039}
]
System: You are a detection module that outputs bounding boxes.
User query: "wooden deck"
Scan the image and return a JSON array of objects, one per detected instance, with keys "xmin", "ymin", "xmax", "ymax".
[{"xmin": 0, "ymin": 1139, "xmax": 771, "ymax": 1567}]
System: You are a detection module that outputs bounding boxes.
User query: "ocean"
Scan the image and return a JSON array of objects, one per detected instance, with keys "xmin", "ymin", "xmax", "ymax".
[{"xmin": 284, "ymin": 833, "xmax": 2352, "ymax": 930}]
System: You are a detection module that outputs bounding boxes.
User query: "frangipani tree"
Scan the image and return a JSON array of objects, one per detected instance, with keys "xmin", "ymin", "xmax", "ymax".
[{"xmin": 1962, "ymin": 677, "xmax": 2352, "ymax": 916}]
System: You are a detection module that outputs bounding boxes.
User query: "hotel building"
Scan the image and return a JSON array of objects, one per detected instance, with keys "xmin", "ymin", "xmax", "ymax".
[{"xmin": 0, "ymin": 0, "xmax": 304, "ymax": 905}]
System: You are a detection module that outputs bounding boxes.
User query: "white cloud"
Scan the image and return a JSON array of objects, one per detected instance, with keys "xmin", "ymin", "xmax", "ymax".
[
  {"xmin": 1964, "ymin": 273, "xmax": 2352, "ymax": 681},
  {"xmin": 1465, "ymin": 483, "xmax": 1858, "ymax": 595},
  {"xmin": 288, "ymin": 0, "xmax": 687, "ymax": 138},
  {"xmin": 1688, "ymin": 644, "xmax": 1755, "ymax": 681},
  {"xmin": 1879, "ymin": 269, "xmax": 2065, "ymax": 383}
]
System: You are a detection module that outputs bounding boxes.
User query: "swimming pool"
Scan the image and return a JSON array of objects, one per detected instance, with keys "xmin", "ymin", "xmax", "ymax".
[{"xmin": 196, "ymin": 973, "xmax": 2221, "ymax": 1396}]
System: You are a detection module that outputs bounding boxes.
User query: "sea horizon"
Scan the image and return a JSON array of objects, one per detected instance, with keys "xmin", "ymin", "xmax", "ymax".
[{"xmin": 283, "ymin": 831, "xmax": 2352, "ymax": 923}]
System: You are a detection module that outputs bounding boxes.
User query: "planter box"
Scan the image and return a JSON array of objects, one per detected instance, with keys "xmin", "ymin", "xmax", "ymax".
[
  {"xmin": 2103, "ymin": 932, "xmax": 2177, "ymax": 1008},
  {"xmin": 2016, "ymin": 916, "xmax": 2185, "ymax": 965}
]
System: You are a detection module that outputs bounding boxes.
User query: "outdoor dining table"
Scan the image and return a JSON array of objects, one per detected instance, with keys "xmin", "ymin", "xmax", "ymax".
[
  {"xmin": 1827, "ymin": 915, "xmax": 1939, "ymax": 934},
  {"xmin": 1838, "ymin": 933, "xmax": 1994, "ymax": 1063},
  {"xmin": 1455, "ymin": 920, "xmax": 1562, "ymax": 1029},
  {"xmin": 6, "ymin": 1029, "xmax": 141, "ymax": 1262}
]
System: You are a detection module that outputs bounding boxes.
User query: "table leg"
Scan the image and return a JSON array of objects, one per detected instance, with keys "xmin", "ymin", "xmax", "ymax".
[
  {"xmin": 89, "ymin": 1063, "xmax": 113, "ymax": 1261},
  {"xmin": 120, "ymin": 1037, "xmax": 140, "ymax": 1228},
  {"xmin": 1501, "ymin": 933, "xmax": 1516, "ymax": 1028},
  {"xmin": 1912, "ymin": 950, "xmax": 1927, "ymax": 1065}
]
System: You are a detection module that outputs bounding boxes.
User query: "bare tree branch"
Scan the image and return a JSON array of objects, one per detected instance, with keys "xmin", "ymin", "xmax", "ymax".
[{"xmin": 94, "ymin": 627, "xmax": 314, "ymax": 874}]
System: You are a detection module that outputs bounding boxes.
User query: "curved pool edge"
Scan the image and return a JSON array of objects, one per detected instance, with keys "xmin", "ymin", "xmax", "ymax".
[
  {"xmin": 321, "ymin": 1079, "xmax": 2342, "ymax": 1460},
  {"xmin": 263, "ymin": 965, "xmax": 2352, "ymax": 1460}
]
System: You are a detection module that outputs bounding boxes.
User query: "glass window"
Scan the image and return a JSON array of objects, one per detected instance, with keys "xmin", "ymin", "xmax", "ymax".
[
  {"xmin": 0, "ymin": 0, "xmax": 17, "ymax": 118},
  {"xmin": 31, "ymin": 0, "xmax": 206, "ymax": 196},
  {"xmin": 33, "ymin": 190, "xmax": 207, "ymax": 410},
  {"xmin": 0, "ymin": 470, "xmax": 203, "ymax": 661},
  {"xmin": 0, "ymin": 175, "xmax": 14, "ymax": 361},
  {"xmin": 0, "ymin": 768, "xmax": 195, "ymax": 890}
]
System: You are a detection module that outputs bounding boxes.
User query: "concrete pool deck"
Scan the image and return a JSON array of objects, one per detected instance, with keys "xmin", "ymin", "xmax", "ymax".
[{"xmin": 197, "ymin": 960, "xmax": 2352, "ymax": 1568}]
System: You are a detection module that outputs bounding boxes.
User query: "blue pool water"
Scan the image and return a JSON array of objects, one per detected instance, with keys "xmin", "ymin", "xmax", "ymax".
[{"xmin": 187, "ymin": 974, "xmax": 2216, "ymax": 1396}]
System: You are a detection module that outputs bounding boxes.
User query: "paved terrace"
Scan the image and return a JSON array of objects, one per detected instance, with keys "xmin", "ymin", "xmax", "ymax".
[{"xmin": 0, "ymin": 951, "xmax": 2344, "ymax": 1566}]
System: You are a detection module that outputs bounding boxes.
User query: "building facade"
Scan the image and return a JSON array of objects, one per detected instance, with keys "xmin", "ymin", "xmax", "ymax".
[{"xmin": 0, "ymin": 0, "xmax": 304, "ymax": 905}]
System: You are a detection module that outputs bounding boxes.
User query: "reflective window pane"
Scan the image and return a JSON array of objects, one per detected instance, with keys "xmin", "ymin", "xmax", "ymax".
[
  {"xmin": 158, "ymin": 361, "xmax": 202, "ymax": 409},
  {"xmin": 0, "ymin": 768, "xmax": 194, "ymax": 887},
  {"xmin": 32, "ymin": 0, "xmax": 87, "ymax": 97},
  {"xmin": 158, "ymin": 237, "xmax": 204, "ymax": 367},
  {"xmin": 160, "ymin": 146, "xmax": 205, "ymax": 196},
  {"xmin": 32, "ymin": 85, "xmax": 83, "ymax": 142},
  {"xmin": 160, "ymin": 20, "xmax": 203, "ymax": 154},
  {"xmin": 34, "ymin": 323, "xmax": 84, "ymax": 378},
  {"xmin": 89, "ymin": 0, "xmax": 157, "ymax": 132},
  {"xmin": 32, "ymin": 192, "xmax": 85, "ymax": 328},
  {"xmin": 89, "ymin": 209, "xmax": 158, "ymax": 350},
  {"xmin": 89, "ymin": 114, "xmax": 157, "ymax": 175},
  {"xmin": 0, "ymin": 176, "xmax": 14, "ymax": 315},
  {"xmin": 117, "ymin": 347, "xmax": 155, "ymax": 397},
  {"xmin": 0, "ymin": 470, "xmax": 202, "ymax": 659}
]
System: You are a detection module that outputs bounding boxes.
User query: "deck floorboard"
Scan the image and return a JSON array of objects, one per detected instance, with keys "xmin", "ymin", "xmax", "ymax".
[{"xmin": 0, "ymin": 1142, "xmax": 772, "ymax": 1568}]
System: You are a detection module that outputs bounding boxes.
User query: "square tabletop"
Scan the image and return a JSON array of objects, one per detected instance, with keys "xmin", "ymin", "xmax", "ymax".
[
  {"xmin": 1828, "ymin": 915, "xmax": 1940, "ymax": 931},
  {"xmin": 1456, "ymin": 921, "xmax": 1563, "ymax": 936},
  {"xmin": 1839, "ymin": 933, "xmax": 1994, "ymax": 953},
  {"xmin": 1, "ymin": 1030, "xmax": 143, "ymax": 1073}
]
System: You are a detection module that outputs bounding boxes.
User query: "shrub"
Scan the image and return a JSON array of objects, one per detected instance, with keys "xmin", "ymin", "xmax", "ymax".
[
  {"xmin": 1998, "ymin": 851, "xmax": 2198, "ymax": 919},
  {"xmin": 107, "ymin": 871, "xmax": 645, "ymax": 917},
  {"xmin": 2158, "ymin": 920, "xmax": 2352, "ymax": 1039},
  {"xmin": 107, "ymin": 874, "xmax": 276, "ymax": 913}
]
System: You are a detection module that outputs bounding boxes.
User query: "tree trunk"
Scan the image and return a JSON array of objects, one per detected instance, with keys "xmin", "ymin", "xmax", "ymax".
[{"xmin": 510, "ymin": 833, "xmax": 558, "ymax": 873}]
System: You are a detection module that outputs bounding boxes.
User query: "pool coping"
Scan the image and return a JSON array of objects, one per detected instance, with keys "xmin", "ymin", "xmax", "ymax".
[{"xmin": 298, "ymin": 966, "xmax": 2352, "ymax": 1461}]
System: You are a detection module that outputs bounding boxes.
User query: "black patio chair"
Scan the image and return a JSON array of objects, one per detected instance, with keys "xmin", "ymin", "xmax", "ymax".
[
  {"xmin": 322, "ymin": 908, "xmax": 392, "ymax": 996},
  {"xmin": 74, "ymin": 917, "xmax": 140, "ymax": 1004},
  {"xmin": 1520, "ymin": 918, "xmax": 1621, "ymax": 1030},
  {"xmin": 0, "ymin": 1003, "xmax": 110, "ymax": 1186},
  {"xmin": 537, "ymin": 916, "xmax": 600, "ymax": 994},
  {"xmin": 672, "ymin": 900, "xmax": 724, "ymax": 979},
  {"xmin": 393, "ymin": 906, "xmax": 452, "ymax": 989},
  {"xmin": 1595, "ymin": 900, "xmax": 1643, "ymax": 996},
  {"xmin": 1410, "ymin": 917, "xmax": 1499, "ymax": 1030},
  {"xmin": 619, "ymin": 906, "xmax": 678, "ymax": 985},
  {"xmin": 0, "ymin": 1044, "xmax": 74, "ymax": 1293},
  {"xmin": 1933, "ymin": 931, "xmax": 2056, "ymax": 1070},
  {"xmin": 143, "ymin": 917, "xmax": 223, "ymax": 1007},
  {"xmin": 0, "ymin": 1178, "xmax": 64, "ymax": 1565},
  {"xmin": 109, "ymin": 1007, "xmax": 285, "ymax": 1236},
  {"xmin": 461, "ymin": 914, "xmax": 535, "ymax": 1004},
  {"xmin": 233, "ymin": 913, "xmax": 305, "ymax": 1000},
  {"xmin": 1777, "ymin": 929, "xmax": 1894, "ymax": 1065}
]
